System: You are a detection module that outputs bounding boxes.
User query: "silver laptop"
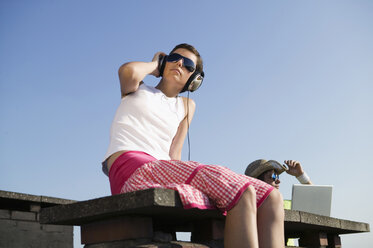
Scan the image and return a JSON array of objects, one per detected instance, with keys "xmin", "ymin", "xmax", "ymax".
[{"xmin": 291, "ymin": 184, "xmax": 333, "ymax": 216}]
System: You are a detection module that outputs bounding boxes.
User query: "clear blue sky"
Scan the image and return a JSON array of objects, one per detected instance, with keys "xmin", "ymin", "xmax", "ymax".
[{"xmin": 1, "ymin": 1, "xmax": 372, "ymax": 247}]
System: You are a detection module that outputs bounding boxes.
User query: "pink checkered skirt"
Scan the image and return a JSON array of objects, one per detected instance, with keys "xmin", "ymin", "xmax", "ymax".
[{"xmin": 121, "ymin": 160, "xmax": 273, "ymax": 212}]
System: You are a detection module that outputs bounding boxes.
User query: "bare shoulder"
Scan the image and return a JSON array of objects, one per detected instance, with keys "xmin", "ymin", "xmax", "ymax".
[
  {"xmin": 181, "ymin": 97, "xmax": 196, "ymax": 118},
  {"xmin": 181, "ymin": 97, "xmax": 196, "ymax": 109}
]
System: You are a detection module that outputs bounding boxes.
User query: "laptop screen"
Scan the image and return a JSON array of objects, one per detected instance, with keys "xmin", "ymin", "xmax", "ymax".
[{"xmin": 291, "ymin": 184, "xmax": 333, "ymax": 216}]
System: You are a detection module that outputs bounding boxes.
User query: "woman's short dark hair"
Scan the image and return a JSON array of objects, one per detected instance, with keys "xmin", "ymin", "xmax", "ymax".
[{"xmin": 170, "ymin": 43, "xmax": 203, "ymax": 73}]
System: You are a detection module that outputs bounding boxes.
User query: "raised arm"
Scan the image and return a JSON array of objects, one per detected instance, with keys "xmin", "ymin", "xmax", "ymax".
[
  {"xmin": 118, "ymin": 52, "xmax": 165, "ymax": 97},
  {"xmin": 169, "ymin": 97, "xmax": 196, "ymax": 160}
]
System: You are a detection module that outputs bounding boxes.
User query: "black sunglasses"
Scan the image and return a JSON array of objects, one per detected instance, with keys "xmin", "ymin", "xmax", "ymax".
[{"xmin": 166, "ymin": 53, "xmax": 196, "ymax": 73}]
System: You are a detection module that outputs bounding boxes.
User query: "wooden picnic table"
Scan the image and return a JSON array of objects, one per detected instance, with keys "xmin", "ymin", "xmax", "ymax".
[{"xmin": 40, "ymin": 188, "xmax": 370, "ymax": 248}]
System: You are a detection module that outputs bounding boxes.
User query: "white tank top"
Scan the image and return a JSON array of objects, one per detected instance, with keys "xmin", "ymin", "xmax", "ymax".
[{"xmin": 103, "ymin": 83, "xmax": 185, "ymax": 161}]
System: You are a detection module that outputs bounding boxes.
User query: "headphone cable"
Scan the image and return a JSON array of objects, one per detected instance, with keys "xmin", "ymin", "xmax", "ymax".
[{"xmin": 187, "ymin": 91, "xmax": 191, "ymax": 161}]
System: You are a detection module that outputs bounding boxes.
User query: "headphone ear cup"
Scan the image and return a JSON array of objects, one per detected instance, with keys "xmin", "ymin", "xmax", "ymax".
[
  {"xmin": 158, "ymin": 55, "xmax": 167, "ymax": 77},
  {"xmin": 190, "ymin": 71, "xmax": 204, "ymax": 92},
  {"xmin": 180, "ymin": 71, "xmax": 204, "ymax": 93}
]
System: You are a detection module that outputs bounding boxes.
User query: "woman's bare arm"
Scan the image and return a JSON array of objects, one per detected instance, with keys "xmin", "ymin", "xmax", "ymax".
[
  {"xmin": 118, "ymin": 52, "xmax": 164, "ymax": 97},
  {"xmin": 169, "ymin": 97, "xmax": 196, "ymax": 160}
]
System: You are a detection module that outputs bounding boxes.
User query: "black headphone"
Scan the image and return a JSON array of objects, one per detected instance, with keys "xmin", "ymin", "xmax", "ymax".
[{"xmin": 158, "ymin": 55, "xmax": 204, "ymax": 93}]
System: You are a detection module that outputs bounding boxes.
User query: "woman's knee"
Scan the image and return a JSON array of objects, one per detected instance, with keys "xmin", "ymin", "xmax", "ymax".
[
  {"xmin": 227, "ymin": 185, "xmax": 257, "ymax": 219},
  {"xmin": 267, "ymin": 189, "xmax": 283, "ymax": 209},
  {"xmin": 262, "ymin": 189, "xmax": 284, "ymax": 217},
  {"xmin": 269, "ymin": 188, "xmax": 283, "ymax": 204},
  {"xmin": 238, "ymin": 185, "xmax": 257, "ymax": 207},
  {"xmin": 244, "ymin": 185, "xmax": 256, "ymax": 197}
]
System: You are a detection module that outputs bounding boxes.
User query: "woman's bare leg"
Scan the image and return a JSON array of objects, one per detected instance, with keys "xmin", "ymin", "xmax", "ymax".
[
  {"xmin": 257, "ymin": 189, "xmax": 285, "ymax": 248},
  {"xmin": 224, "ymin": 185, "xmax": 259, "ymax": 248}
]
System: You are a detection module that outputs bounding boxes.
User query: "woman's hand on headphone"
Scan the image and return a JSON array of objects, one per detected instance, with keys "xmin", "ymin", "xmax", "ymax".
[{"xmin": 151, "ymin": 52, "xmax": 166, "ymax": 78}]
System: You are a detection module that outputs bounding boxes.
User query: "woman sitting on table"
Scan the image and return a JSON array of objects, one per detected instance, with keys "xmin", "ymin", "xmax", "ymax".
[{"xmin": 102, "ymin": 43, "xmax": 285, "ymax": 248}]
